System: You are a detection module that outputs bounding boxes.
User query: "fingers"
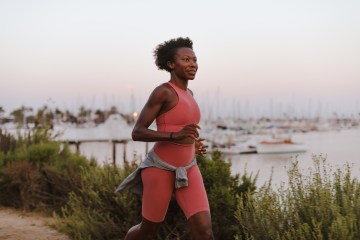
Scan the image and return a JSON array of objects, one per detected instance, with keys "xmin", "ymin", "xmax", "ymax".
[
  {"xmin": 185, "ymin": 123, "xmax": 200, "ymax": 128},
  {"xmin": 195, "ymin": 137, "xmax": 207, "ymax": 156},
  {"xmin": 182, "ymin": 124, "xmax": 200, "ymax": 139},
  {"xmin": 176, "ymin": 124, "xmax": 202, "ymax": 140},
  {"xmin": 194, "ymin": 138, "xmax": 204, "ymax": 148},
  {"xmin": 197, "ymin": 144, "xmax": 208, "ymax": 156}
]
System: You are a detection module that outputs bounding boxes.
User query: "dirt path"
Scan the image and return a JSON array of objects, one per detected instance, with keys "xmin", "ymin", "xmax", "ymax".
[{"xmin": 0, "ymin": 208, "xmax": 70, "ymax": 240}]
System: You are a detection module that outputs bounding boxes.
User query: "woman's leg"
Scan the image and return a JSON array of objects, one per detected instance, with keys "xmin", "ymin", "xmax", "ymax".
[
  {"xmin": 125, "ymin": 167, "xmax": 174, "ymax": 239},
  {"xmin": 189, "ymin": 211, "xmax": 214, "ymax": 240},
  {"xmin": 124, "ymin": 211, "xmax": 213, "ymax": 240},
  {"xmin": 175, "ymin": 166, "xmax": 213, "ymax": 239},
  {"xmin": 124, "ymin": 217, "xmax": 161, "ymax": 240}
]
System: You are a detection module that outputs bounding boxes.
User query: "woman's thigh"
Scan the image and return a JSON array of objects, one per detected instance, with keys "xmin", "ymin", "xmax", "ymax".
[
  {"xmin": 175, "ymin": 165, "xmax": 210, "ymax": 219},
  {"xmin": 141, "ymin": 167, "xmax": 175, "ymax": 222}
]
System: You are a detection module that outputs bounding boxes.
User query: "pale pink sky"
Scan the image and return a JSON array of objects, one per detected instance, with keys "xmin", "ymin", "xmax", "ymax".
[{"xmin": 1, "ymin": 0, "xmax": 359, "ymax": 118}]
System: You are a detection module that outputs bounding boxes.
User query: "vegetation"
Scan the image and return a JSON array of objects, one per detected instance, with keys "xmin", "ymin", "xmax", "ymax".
[
  {"xmin": 54, "ymin": 164, "xmax": 142, "ymax": 239},
  {"xmin": 0, "ymin": 129, "xmax": 256, "ymax": 239},
  {"xmin": 2, "ymin": 127, "xmax": 360, "ymax": 239},
  {"xmin": 198, "ymin": 151, "xmax": 257, "ymax": 239},
  {"xmin": 54, "ymin": 151, "xmax": 256, "ymax": 240},
  {"xmin": 235, "ymin": 155, "xmax": 360, "ymax": 240},
  {"xmin": 0, "ymin": 128, "xmax": 96, "ymax": 213},
  {"xmin": 0, "ymin": 104, "xmax": 136, "ymax": 128}
]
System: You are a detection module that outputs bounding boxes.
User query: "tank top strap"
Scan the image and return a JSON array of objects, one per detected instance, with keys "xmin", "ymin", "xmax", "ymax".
[{"xmin": 167, "ymin": 81, "xmax": 188, "ymax": 95}]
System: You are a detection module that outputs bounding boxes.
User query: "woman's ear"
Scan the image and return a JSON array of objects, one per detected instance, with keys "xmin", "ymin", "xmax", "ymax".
[{"xmin": 167, "ymin": 61, "xmax": 175, "ymax": 70}]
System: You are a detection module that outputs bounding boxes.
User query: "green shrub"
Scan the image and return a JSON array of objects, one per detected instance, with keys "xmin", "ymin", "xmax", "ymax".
[
  {"xmin": 54, "ymin": 151, "xmax": 257, "ymax": 240},
  {"xmin": 0, "ymin": 129, "xmax": 17, "ymax": 153},
  {"xmin": 235, "ymin": 154, "xmax": 360, "ymax": 240},
  {"xmin": 0, "ymin": 138, "xmax": 95, "ymax": 213},
  {"xmin": 198, "ymin": 151, "xmax": 257, "ymax": 239},
  {"xmin": 54, "ymin": 164, "xmax": 141, "ymax": 240}
]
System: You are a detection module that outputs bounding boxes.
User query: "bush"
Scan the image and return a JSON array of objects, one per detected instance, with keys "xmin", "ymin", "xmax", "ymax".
[
  {"xmin": 198, "ymin": 151, "xmax": 257, "ymax": 239},
  {"xmin": 0, "ymin": 129, "xmax": 17, "ymax": 153},
  {"xmin": 54, "ymin": 164, "xmax": 142, "ymax": 240},
  {"xmin": 1, "ymin": 127, "xmax": 258, "ymax": 239},
  {"xmin": 235, "ymin": 154, "xmax": 360, "ymax": 240},
  {"xmin": 0, "ymin": 128, "xmax": 96, "ymax": 213},
  {"xmin": 54, "ymin": 151, "xmax": 257, "ymax": 240}
]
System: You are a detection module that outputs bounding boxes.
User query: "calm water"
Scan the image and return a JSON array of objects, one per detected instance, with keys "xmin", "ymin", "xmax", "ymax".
[
  {"xmin": 75, "ymin": 128, "xmax": 360, "ymax": 188},
  {"xmin": 228, "ymin": 128, "xmax": 360, "ymax": 187}
]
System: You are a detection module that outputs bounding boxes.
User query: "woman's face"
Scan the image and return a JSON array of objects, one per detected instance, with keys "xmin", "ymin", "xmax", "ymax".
[{"xmin": 169, "ymin": 47, "xmax": 198, "ymax": 80}]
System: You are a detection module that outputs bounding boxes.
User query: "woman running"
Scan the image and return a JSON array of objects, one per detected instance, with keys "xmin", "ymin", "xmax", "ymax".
[{"xmin": 118, "ymin": 37, "xmax": 213, "ymax": 240}]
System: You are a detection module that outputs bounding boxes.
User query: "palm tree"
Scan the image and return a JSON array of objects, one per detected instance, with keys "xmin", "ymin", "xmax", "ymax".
[
  {"xmin": 54, "ymin": 108, "xmax": 64, "ymax": 124},
  {"xmin": 94, "ymin": 109, "xmax": 106, "ymax": 124},
  {"xmin": 65, "ymin": 110, "xmax": 77, "ymax": 124},
  {"xmin": 77, "ymin": 106, "xmax": 92, "ymax": 124}
]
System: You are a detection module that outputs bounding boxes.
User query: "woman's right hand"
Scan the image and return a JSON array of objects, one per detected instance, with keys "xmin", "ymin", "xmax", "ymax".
[
  {"xmin": 195, "ymin": 138, "xmax": 207, "ymax": 156},
  {"xmin": 172, "ymin": 124, "xmax": 200, "ymax": 143}
]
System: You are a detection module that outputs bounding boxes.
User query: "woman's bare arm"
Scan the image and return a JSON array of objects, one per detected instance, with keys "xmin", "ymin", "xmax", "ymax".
[
  {"xmin": 132, "ymin": 84, "xmax": 200, "ymax": 143},
  {"xmin": 132, "ymin": 85, "xmax": 171, "ymax": 142}
]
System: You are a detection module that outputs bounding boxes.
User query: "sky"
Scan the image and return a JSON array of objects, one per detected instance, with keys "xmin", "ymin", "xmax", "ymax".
[{"xmin": 1, "ymin": 0, "xmax": 360, "ymax": 119}]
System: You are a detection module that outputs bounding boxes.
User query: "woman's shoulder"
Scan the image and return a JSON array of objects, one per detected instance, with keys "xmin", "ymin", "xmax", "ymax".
[
  {"xmin": 187, "ymin": 88, "xmax": 194, "ymax": 96},
  {"xmin": 152, "ymin": 82, "xmax": 173, "ymax": 94},
  {"xmin": 148, "ymin": 82, "xmax": 174, "ymax": 100}
]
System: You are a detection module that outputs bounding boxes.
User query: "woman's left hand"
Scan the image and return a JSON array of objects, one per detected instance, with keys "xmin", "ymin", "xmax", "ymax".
[{"xmin": 195, "ymin": 138, "xmax": 207, "ymax": 156}]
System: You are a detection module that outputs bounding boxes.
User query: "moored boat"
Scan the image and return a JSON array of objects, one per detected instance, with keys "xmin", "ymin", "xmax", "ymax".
[{"xmin": 256, "ymin": 139, "xmax": 307, "ymax": 154}]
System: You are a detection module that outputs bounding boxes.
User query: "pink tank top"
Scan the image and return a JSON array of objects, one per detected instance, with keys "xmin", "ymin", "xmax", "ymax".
[
  {"xmin": 154, "ymin": 82, "xmax": 200, "ymax": 166},
  {"xmin": 156, "ymin": 81, "xmax": 200, "ymax": 132}
]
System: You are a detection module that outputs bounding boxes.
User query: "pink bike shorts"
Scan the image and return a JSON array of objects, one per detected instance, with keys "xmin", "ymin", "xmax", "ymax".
[{"xmin": 141, "ymin": 164, "xmax": 210, "ymax": 222}]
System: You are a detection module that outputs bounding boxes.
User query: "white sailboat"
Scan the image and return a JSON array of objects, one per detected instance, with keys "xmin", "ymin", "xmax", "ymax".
[{"xmin": 256, "ymin": 138, "xmax": 307, "ymax": 154}]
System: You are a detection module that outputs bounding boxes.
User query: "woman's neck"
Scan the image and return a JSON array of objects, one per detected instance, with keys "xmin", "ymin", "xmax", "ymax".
[{"xmin": 169, "ymin": 76, "xmax": 188, "ymax": 91}]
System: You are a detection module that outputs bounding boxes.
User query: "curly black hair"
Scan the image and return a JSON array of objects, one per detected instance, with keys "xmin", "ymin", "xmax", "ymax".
[{"xmin": 153, "ymin": 37, "xmax": 193, "ymax": 72}]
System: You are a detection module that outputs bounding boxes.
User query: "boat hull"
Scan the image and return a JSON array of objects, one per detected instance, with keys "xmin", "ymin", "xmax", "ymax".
[{"xmin": 256, "ymin": 142, "xmax": 307, "ymax": 154}]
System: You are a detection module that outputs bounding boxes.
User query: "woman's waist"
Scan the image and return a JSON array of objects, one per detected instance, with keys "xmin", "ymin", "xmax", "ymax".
[
  {"xmin": 156, "ymin": 124, "xmax": 198, "ymax": 144},
  {"xmin": 154, "ymin": 142, "xmax": 195, "ymax": 167}
]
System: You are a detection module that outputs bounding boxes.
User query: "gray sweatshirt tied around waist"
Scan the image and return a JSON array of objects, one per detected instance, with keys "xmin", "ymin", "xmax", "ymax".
[{"xmin": 115, "ymin": 148, "xmax": 197, "ymax": 195}]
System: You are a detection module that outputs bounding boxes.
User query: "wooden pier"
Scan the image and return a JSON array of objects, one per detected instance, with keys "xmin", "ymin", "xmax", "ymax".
[{"xmin": 61, "ymin": 139, "xmax": 130, "ymax": 166}]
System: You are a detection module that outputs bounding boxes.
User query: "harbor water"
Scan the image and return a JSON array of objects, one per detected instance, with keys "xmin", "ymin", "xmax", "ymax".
[
  {"xmin": 228, "ymin": 129, "xmax": 360, "ymax": 187},
  {"xmin": 74, "ymin": 128, "xmax": 360, "ymax": 188}
]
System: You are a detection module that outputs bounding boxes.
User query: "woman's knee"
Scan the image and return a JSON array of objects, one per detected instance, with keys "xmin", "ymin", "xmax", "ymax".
[
  {"xmin": 124, "ymin": 223, "xmax": 140, "ymax": 240},
  {"xmin": 189, "ymin": 211, "xmax": 214, "ymax": 240},
  {"xmin": 193, "ymin": 224, "xmax": 214, "ymax": 240},
  {"xmin": 124, "ymin": 220, "xmax": 160, "ymax": 240}
]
